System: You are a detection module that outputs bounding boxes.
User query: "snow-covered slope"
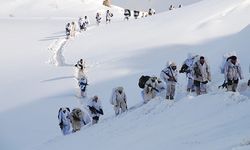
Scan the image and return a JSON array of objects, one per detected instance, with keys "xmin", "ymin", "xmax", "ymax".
[
  {"xmin": 0, "ymin": 0, "xmax": 122, "ymax": 18},
  {"xmin": 0, "ymin": 0, "xmax": 250, "ymax": 150}
]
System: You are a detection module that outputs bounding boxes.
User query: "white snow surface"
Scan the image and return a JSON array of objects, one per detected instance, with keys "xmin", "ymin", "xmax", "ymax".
[
  {"xmin": 0, "ymin": 0, "xmax": 123, "ymax": 18},
  {"xmin": 1, "ymin": 0, "xmax": 250, "ymax": 150}
]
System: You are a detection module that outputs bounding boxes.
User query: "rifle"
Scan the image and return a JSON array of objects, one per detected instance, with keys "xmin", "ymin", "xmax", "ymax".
[
  {"xmin": 145, "ymin": 84, "xmax": 159, "ymax": 92},
  {"xmin": 218, "ymin": 80, "xmax": 227, "ymax": 89},
  {"xmin": 162, "ymin": 69, "xmax": 177, "ymax": 82}
]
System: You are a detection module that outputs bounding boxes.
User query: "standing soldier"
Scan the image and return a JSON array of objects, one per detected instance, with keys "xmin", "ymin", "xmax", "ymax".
[
  {"xmin": 78, "ymin": 76, "xmax": 88, "ymax": 98},
  {"xmin": 224, "ymin": 56, "xmax": 243, "ymax": 92},
  {"xmin": 110, "ymin": 87, "xmax": 128, "ymax": 116},
  {"xmin": 192, "ymin": 56, "xmax": 211, "ymax": 95},
  {"xmin": 106, "ymin": 10, "xmax": 113, "ymax": 24},
  {"xmin": 74, "ymin": 59, "xmax": 86, "ymax": 80},
  {"xmin": 179, "ymin": 53, "xmax": 198, "ymax": 92},
  {"xmin": 161, "ymin": 62, "xmax": 178, "ymax": 100},
  {"xmin": 84, "ymin": 16, "xmax": 90, "ymax": 27},
  {"xmin": 87, "ymin": 96, "xmax": 104, "ymax": 124},
  {"xmin": 96, "ymin": 12, "xmax": 102, "ymax": 25},
  {"xmin": 70, "ymin": 21, "xmax": 77, "ymax": 37}
]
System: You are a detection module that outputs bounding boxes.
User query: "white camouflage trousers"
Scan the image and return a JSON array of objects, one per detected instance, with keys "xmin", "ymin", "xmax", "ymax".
[
  {"xmin": 114, "ymin": 100, "xmax": 127, "ymax": 116},
  {"xmin": 166, "ymin": 81, "xmax": 176, "ymax": 99}
]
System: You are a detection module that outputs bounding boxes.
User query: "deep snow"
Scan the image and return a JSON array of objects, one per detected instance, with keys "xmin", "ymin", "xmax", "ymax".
[{"xmin": 0, "ymin": 0, "xmax": 250, "ymax": 150}]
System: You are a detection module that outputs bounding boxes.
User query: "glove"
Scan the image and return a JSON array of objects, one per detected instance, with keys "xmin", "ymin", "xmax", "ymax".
[
  {"xmin": 202, "ymin": 81, "xmax": 208, "ymax": 84},
  {"xmin": 59, "ymin": 122, "xmax": 63, "ymax": 129}
]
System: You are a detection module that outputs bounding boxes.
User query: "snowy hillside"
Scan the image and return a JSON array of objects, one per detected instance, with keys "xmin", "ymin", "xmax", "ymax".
[
  {"xmin": 1, "ymin": 0, "xmax": 250, "ymax": 150},
  {"xmin": 0, "ymin": 0, "xmax": 122, "ymax": 18}
]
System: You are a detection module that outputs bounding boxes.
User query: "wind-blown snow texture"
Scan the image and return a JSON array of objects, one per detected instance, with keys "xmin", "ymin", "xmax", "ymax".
[{"xmin": 0, "ymin": 0, "xmax": 250, "ymax": 150}]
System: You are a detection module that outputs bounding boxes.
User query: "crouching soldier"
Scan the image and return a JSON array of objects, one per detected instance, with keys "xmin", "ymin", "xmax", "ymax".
[
  {"xmin": 58, "ymin": 107, "xmax": 71, "ymax": 135},
  {"xmin": 110, "ymin": 87, "xmax": 128, "ymax": 116},
  {"xmin": 161, "ymin": 62, "xmax": 178, "ymax": 100},
  {"xmin": 192, "ymin": 56, "xmax": 211, "ymax": 95},
  {"xmin": 224, "ymin": 56, "xmax": 243, "ymax": 92},
  {"xmin": 88, "ymin": 96, "xmax": 104, "ymax": 124}
]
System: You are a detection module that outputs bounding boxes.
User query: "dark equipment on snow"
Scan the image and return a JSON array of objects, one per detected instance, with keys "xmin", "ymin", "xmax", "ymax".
[
  {"xmin": 248, "ymin": 80, "xmax": 250, "ymax": 87},
  {"xmin": 138, "ymin": 75, "xmax": 151, "ymax": 88}
]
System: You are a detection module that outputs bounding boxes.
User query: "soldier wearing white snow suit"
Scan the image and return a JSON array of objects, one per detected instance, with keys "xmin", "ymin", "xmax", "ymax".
[
  {"xmin": 142, "ymin": 76, "xmax": 159, "ymax": 103},
  {"xmin": 179, "ymin": 53, "xmax": 198, "ymax": 92},
  {"xmin": 192, "ymin": 56, "xmax": 211, "ymax": 95},
  {"xmin": 78, "ymin": 76, "xmax": 88, "ymax": 97},
  {"xmin": 75, "ymin": 59, "xmax": 86, "ymax": 80},
  {"xmin": 96, "ymin": 13, "xmax": 102, "ymax": 25},
  {"xmin": 78, "ymin": 17, "xmax": 85, "ymax": 31},
  {"xmin": 58, "ymin": 107, "xmax": 71, "ymax": 135},
  {"xmin": 70, "ymin": 108, "xmax": 88, "ymax": 132},
  {"xmin": 106, "ymin": 10, "xmax": 113, "ymax": 24},
  {"xmin": 84, "ymin": 16, "xmax": 90, "ymax": 27},
  {"xmin": 87, "ymin": 96, "xmax": 104, "ymax": 124},
  {"xmin": 161, "ymin": 62, "xmax": 178, "ymax": 100},
  {"xmin": 224, "ymin": 56, "xmax": 243, "ymax": 92},
  {"xmin": 110, "ymin": 87, "xmax": 128, "ymax": 116},
  {"xmin": 70, "ymin": 21, "xmax": 77, "ymax": 37}
]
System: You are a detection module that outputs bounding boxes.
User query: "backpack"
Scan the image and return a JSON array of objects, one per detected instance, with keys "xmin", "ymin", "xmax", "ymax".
[
  {"xmin": 138, "ymin": 75, "xmax": 150, "ymax": 89},
  {"xmin": 179, "ymin": 64, "xmax": 189, "ymax": 73}
]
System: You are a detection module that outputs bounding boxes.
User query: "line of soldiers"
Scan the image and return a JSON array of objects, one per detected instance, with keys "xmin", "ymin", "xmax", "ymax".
[
  {"xmin": 169, "ymin": 4, "xmax": 182, "ymax": 10},
  {"xmin": 59, "ymin": 52, "xmax": 247, "ymax": 135},
  {"xmin": 65, "ymin": 16, "xmax": 89, "ymax": 39},
  {"xmin": 124, "ymin": 8, "xmax": 156, "ymax": 20},
  {"xmin": 140, "ymin": 52, "xmax": 245, "ymax": 103},
  {"xmin": 58, "ymin": 95, "xmax": 104, "ymax": 135},
  {"xmin": 74, "ymin": 59, "xmax": 128, "ymax": 117},
  {"xmin": 65, "ymin": 7, "xmax": 158, "ymax": 38}
]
